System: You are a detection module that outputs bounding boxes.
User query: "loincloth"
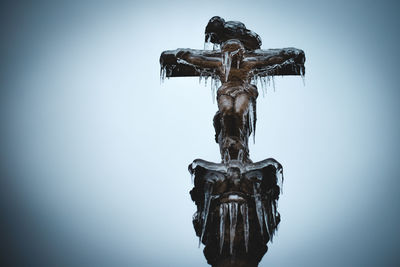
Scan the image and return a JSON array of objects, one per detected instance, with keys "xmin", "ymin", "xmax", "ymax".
[{"xmin": 217, "ymin": 83, "xmax": 258, "ymax": 100}]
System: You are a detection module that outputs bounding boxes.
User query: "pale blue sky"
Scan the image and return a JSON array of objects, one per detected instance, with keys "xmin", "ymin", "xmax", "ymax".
[{"xmin": 1, "ymin": 0, "xmax": 399, "ymax": 266}]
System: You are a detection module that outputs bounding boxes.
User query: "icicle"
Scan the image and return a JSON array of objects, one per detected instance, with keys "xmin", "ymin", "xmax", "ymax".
[
  {"xmin": 204, "ymin": 34, "xmax": 212, "ymax": 50},
  {"xmin": 199, "ymin": 72, "xmax": 203, "ymax": 84},
  {"xmin": 271, "ymin": 201, "xmax": 277, "ymax": 227},
  {"xmin": 229, "ymin": 202, "xmax": 238, "ymax": 255},
  {"xmin": 160, "ymin": 66, "xmax": 166, "ymax": 84},
  {"xmin": 199, "ymin": 182, "xmax": 213, "ymax": 247},
  {"xmin": 262, "ymin": 202, "xmax": 271, "ymax": 240},
  {"xmin": 222, "ymin": 51, "xmax": 232, "ymax": 82},
  {"xmin": 278, "ymin": 168, "xmax": 284, "ymax": 193},
  {"xmin": 260, "ymin": 77, "xmax": 266, "ymax": 97},
  {"xmin": 211, "ymin": 77, "xmax": 216, "ymax": 103},
  {"xmin": 240, "ymin": 203, "xmax": 249, "ymax": 252},
  {"xmin": 300, "ymin": 66, "xmax": 305, "ymax": 86},
  {"xmin": 253, "ymin": 183, "xmax": 264, "ymax": 237},
  {"xmin": 219, "ymin": 203, "xmax": 228, "ymax": 254},
  {"xmin": 248, "ymin": 101, "xmax": 256, "ymax": 144},
  {"xmin": 253, "ymin": 75, "xmax": 258, "ymax": 87},
  {"xmin": 253, "ymin": 99, "xmax": 256, "ymax": 143},
  {"xmin": 204, "ymin": 75, "xmax": 208, "ymax": 87},
  {"xmin": 272, "ymin": 76, "xmax": 276, "ymax": 92},
  {"xmin": 248, "ymin": 103, "xmax": 253, "ymax": 140},
  {"xmin": 211, "ymin": 77, "xmax": 218, "ymax": 103}
]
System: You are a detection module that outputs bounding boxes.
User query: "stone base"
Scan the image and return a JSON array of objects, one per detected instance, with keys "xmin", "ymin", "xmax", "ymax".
[{"xmin": 189, "ymin": 158, "xmax": 283, "ymax": 266}]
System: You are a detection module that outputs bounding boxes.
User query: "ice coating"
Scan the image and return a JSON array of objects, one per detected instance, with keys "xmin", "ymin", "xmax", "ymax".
[
  {"xmin": 204, "ymin": 16, "xmax": 262, "ymax": 51},
  {"xmin": 190, "ymin": 157, "xmax": 283, "ymax": 253},
  {"xmin": 160, "ymin": 46, "xmax": 305, "ymax": 163},
  {"xmin": 263, "ymin": 202, "xmax": 271, "ymax": 239},
  {"xmin": 160, "ymin": 16, "xmax": 305, "ymax": 266},
  {"xmin": 159, "ymin": 47, "xmax": 305, "ymax": 81},
  {"xmin": 204, "ymin": 34, "xmax": 212, "ymax": 50},
  {"xmin": 200, "ymin": 182, "xmax": 213, "ymax": 247},
  {"xmin": 222, "ymin": 51, "xmax": 232, "ymax": 82},
  {"xmin": 229, "ymin": 202, "xmax": 238, "ymax": 255},
  {"xmin": 240, "ymin": 203, "xmax": 249, "ymax": 252},
  {"xmin": 189, "ymin": 158, "xmax": 283, "ymax": 182},
  {"xmin": 219, "ymin": 203, "xmax": 228, "ymax": 254},
  {"xmin": 253, "ymin": 183, "xmax": 264, "ymax": 237},
  {"xmin": 248, "ymin": 100, "xmax": 256, "ymax": 143}
]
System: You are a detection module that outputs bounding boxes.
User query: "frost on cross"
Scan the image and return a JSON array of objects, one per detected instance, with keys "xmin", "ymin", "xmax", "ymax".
[{"xmin": 160, "ymin": 16, "xmax": 305, "ymax": 267}]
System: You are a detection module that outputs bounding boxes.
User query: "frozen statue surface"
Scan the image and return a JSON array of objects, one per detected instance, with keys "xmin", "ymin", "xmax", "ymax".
[
  {"xmin": 205, "ymin": 16, "xmax": 262, "ymax": 50},
  {"xmin": 160, "ymin": 16, "xmax": 305, "ymax": 267}
]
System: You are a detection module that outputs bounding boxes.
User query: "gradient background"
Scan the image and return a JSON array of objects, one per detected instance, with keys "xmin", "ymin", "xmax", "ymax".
[{"xmin": 1, "ymin": 0, "xmax": 399, "ymax": 266}]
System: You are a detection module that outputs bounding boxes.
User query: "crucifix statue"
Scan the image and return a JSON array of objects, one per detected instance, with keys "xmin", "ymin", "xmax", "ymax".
[{"xmin": 160, "ymin": 16, "xmax": 305, "ymax": 267}]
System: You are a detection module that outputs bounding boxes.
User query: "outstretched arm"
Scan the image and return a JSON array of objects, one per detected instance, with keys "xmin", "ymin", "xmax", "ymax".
[
  {"xmin": 176, "ymin": 49, "xmax": 221, "ymax": 69},
  {"xmin": 243, "ymin": 50, "xmax": 284, "ymax": 68},
  {"xmin": 160, "ymin": 49, "xmax": 222, "ymax": 78},
  {"xmin": 242, "ymin": 48, "xmax": 305, "ymax": 76}
]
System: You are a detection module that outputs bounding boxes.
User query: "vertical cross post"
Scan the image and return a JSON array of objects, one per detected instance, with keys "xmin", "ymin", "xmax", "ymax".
[{"xmin": 160, "ymin": 16, "xmax": 305, "ymax": 267}]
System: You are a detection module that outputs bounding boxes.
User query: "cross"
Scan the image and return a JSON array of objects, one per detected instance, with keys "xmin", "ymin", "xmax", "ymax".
[
  {"xmin": 159, "ymin": 16, "xmax": 306, "ymax": 266},
  {"xmin": 160, "ymin": 17, "xmax": 305, "ymax": 163}
]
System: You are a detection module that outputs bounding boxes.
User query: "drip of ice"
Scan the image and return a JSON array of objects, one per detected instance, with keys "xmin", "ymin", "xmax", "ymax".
[
  {"xmin": 219, "ymin": 203, "xmax": 228, "ymax": 254},
  {"xmin": 260, "ymin": 76, "xmax": 266, "ymax": 97},
  {"xmin": 160, "ymin": 66, "xmax": 166, "ymax": 84},
  {"xmin": 300, "ymin": 66, "xmax": 305, "ymax": 86},
  {"xmin": 252, "ymin": 74, "xmax": 257, "ymax": 86},
  {"xmin": 204, "ymin": 34, "xmax": 212, "ymax": 50},
  {"xmin": 253, "ymin": 183, "xmax": 264, "ymax": 236},
  {"xmin": 228, "ymin": 202, "xmax": 238, "ymax": 255},
  {"xmin": 240, "ymin": 203, "xmax": 249, "ymax": 252},
  {"xmin": 271, "ymin": 202, "xmax": 276, "ymax": 227},
  {"xmin": 211, "ymin": 77, "xmax": 221, "ymax": 103},
  {"xmin": 251, "ymin": 74, "xmax": 277, "ymax": 98},
  {"xmin": 222, "ymin": 51, "xmax": 232, "ymax": 82},
  {"xmin": 271, "ymin": 76, "xmax": 276, "ymax": 92},
  {"xmin": 248, "ymin": 101, "xmax": 255, "ymax": 143},
  {"xmin": 211, "ymin": 78, "xmax": 217, "ymax": 103},
  {"xmin": 262, "ymin": 202, "xmax": 271, "ymax": 240},
  {"xmin": 191, "ymin": 171, "xmax": 195, "ymax": 184},
  {"xmin": 278, "ymin": 168, "xmax": 284, "ymax": 193},
  {"xmin": 200, "ymin": 182, "xmax": 213, "ymax": 247}
]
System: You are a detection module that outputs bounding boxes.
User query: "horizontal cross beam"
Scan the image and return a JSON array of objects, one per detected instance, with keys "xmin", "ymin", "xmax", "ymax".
[{"xmin": 160, "ymin": 48, "xmax": 305, "ymax": 78}]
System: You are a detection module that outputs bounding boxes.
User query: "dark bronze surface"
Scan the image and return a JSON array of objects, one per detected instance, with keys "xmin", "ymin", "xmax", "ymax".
[{"xmin": 160, "ymin": 16, "xmax": 305, "ymax": 266}]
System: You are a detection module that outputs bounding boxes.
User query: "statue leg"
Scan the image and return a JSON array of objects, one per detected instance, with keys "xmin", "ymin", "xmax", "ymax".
[
  {"xmin": 218, "ymin": 95, "xmax": 239, "ymax": 137},
  {"xmin": 233, "ymin": 93, "xmax": 251, "ymax": 133},
  {"xmin": 233, "ymin": 93, "xmax": 250, "ymax": 119},
  {"xmin": 217, "ymin": 94, "xmax": 251, "ymax": 161},
  {"xmin": 218, "ymin": 94, "xmax": 234, "ymax": 114}
]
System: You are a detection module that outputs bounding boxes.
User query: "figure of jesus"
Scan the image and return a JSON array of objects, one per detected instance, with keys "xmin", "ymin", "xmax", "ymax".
[{"xmin": 175, "ymin": 39, "xmax": 304, "ymax": 161}]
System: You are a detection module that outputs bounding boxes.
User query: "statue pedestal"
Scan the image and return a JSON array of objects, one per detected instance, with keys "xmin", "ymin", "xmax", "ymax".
[
  {"xmin": 189, "ymin": 159, "xmax": 283, "ymax": 266},
  {"xmin": 160, "ymin": 15, "xmax": 305, "ymax": 266}
]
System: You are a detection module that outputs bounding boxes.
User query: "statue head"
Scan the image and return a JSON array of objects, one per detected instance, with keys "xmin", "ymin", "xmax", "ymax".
[
  {"xmin": 205, "ymin": 16, "xmax": 262, "ymax": 51},
  {"xmin": 205, "ymin": 16, "xmax": 225, "ymax": 43}
]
